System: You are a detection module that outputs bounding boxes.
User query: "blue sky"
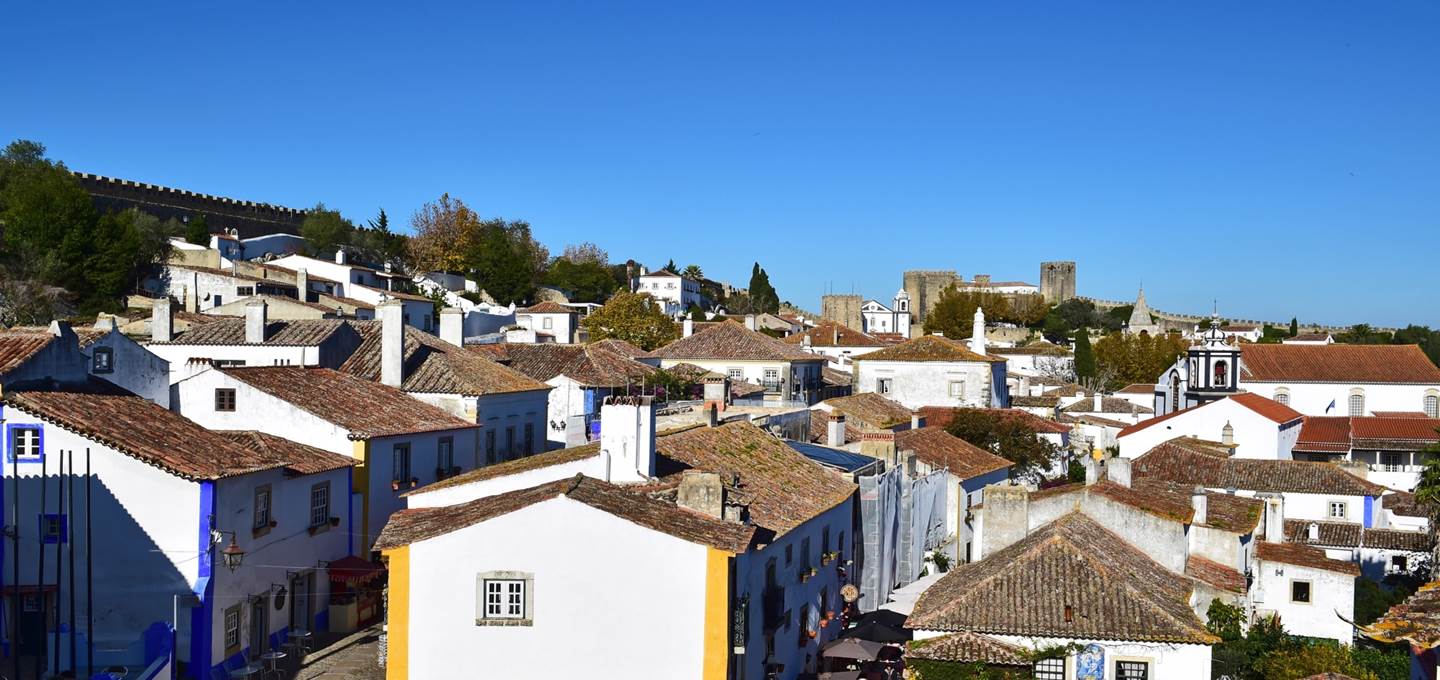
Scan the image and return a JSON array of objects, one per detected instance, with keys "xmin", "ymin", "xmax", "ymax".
[{"xmin": 4, "ymin": 2, "xmax": 1437, "ymax": 327}]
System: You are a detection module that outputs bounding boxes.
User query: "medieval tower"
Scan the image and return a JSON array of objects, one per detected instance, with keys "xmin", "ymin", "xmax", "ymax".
[{"xmin": 1040, "ymin": 261, "xmax": 1076, "ymax": 304}]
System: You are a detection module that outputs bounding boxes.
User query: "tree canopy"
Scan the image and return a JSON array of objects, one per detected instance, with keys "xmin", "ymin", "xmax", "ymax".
[
  {"xmin": 544, "ymin": 257, "xmax": 616, "ymax": 304},
  {"xmin": 580, "ymin": 291, "xmax": 679, "ymax": 350},
  {"xmin": 1092, "ymin": 330, "xmax": 1189, "ymax": 391},
  {"xmin": 300, "ymin": 202, "xmax": 354, "ymax": 255},
  {"xmin": 406, "ymin": 193, "xmax": 548, "ymax": 305},
  {"xmin": 747, "ymin": 263, "xmax": 780, "ymax": 314},
  {"xmin": 923, "ymin": 286, "xmax": 1012, "ymax": 338},
  {"xmin": 943, "ymin": 408, "xmax": 1059, "ymax": 478}
]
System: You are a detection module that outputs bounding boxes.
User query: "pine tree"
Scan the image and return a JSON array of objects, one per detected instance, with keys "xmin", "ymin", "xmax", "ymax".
[
  {"xmin": 1289, "ymin": 317, "xmax": 1299, "ymax": 337},
  {"xmin": 1074, "ymin": 327, "xmax": 1096, "ymax": 383},
  {"xmin": 186, "ymin": 213, "xmax": 209, "ymax": 245}
]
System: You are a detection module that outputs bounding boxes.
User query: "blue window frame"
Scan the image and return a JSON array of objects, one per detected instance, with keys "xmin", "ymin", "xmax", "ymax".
[
  {"xmin": 39, "ymin": 514, "xmax": 67, "ymax": 544},
  {"xmin": 6, "ymin": 424, "xmax": 43, "ymax": 464}
]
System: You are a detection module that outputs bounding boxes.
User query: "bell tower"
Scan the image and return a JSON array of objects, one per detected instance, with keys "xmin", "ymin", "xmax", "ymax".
[{"xmin": 1183, "ymin": 311, "xmax": 1241, "ymax": 407}]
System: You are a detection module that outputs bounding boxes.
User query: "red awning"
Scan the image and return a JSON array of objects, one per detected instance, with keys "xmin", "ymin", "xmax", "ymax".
[{"xmin": 327, "ymin": 556, "xmax": 385, "ymax": 585}]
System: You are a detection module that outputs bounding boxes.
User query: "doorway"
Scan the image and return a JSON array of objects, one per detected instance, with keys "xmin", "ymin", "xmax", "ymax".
[
  {"xmin": 290, "ymin": 572, "xmax": 315, "ymax": 633},
  {"xmin": 249, "ymin": 595, "xmax": 268, "ymax": 659}
]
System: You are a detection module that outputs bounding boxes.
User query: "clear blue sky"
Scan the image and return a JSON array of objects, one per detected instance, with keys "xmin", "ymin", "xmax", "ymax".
[{"xmin": 4, "ymin": 2, "xmax": 1437, "ymax": 327}]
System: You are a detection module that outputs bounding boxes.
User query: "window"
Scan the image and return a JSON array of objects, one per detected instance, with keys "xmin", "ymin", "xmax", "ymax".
[
  {"xmin": 309, "ymin": 482, "xmax": 330, "ymax": 528},
  {"xmin": 215, "ymin": 388, "xmax": 237, "ymax": 412},
  {"xmin": 822, "ymin": 527, "xmax": 830, "ymax": 555},
  {"xmin": 1033, "ymin": 658, "xmax": 1065, "ymax": 680},
  {"xmin": 236, "ymin": 286, "xmax": 255, "ymax": 296},
  {"xmin": 542, "ymin": 317, "xmax": 553, "ymax": 330},
  {"xmin": 253, "ymin": 485, "xmax": 272, "ymax": 533},
  {"xmin": 485, "ymin": 430, "xmax": 497, "ymax": 464},
  {"xmin": 1213, "ymin": 360, "xmax": 1228, "ymax": 387},
  {"xmin": 1349, "ymin": 393, "xmax": 1365, "ymax": 417},
  {"xmin": 1328, "ymin": 501, "xmax": 1347, "ymax": 519},
  {"xmin": 1291, "ymin": 580, "xmax": 1311, "ymax": 603},
  {"xmin": 1426, "ymin": 395, "xmax": 1439, "ymax": 419},
  {"xmin": 837, "ymin": 530, "xmax": 845, "ymax": 560},
  {"xmin": 393, "ymin": 443, "xmax": 412, "ymax": 484},
  {"xmin": 1117, "ymin": 661, "xmax": 1150, "ymax": 680},
  {"xmin": 1169, "ymin": 370, "xmax": 1181, "ymax": 412},
  {"xmin": 877, "ymin": 378, "xmax": 893, "ymax": 395},
  {"xmin": 438, "ymin": 437, "xmax": 454, "ymax": 476},
  {"xmin": 39, "ymin": 514, "xmax": 66, "ymax": 544},
  {"xmin": 475, "ymin": 571, "xmax": 533, "ymax": 625},
  {"xmin": 727, "ymin": 368, "xmax": 743, "ymax": 382},
  {"xmin": 1274, "ymin": 389, "xmax": 1289, "ymax": 406},
  {"xmin": 9, "ymin": 425, "xmax": 42, "ymax": 463},
  {"xmin": 423, "ymin": 314, "xmax": 432, "ymax": 332},
  {"xmin": 505, "ymin": 427, "xmax": 515, "ymax": 459},
  {"xmin": 1393, "ymin": 555, "xmax": 1409, "ymax": 572},
  {"xmin": 785, "ymin": 544, "xmax": 793, "ymax": 566},
  {"xmin": 224, "ymin": 605, "xmax": 242, "ymax": 653},
  {"xmin": 948, "ymin": 381, "xmax": 964, "ymax": 398},
  {"xmin": 1382, "ymin": 452, "xmax": 1403, "ymax": 472},
  {"xmin": 213, "ymin": 359, "xmax": 246, "ymax": 368},
  {"xmin": 763, "ymin": 368, "xmax": 780, "ymax": 383},
  {"xmin": 523, "ymin": 424, "xmax": 534, "ymax": 456},
  {"xmin": 212, "ymin": 295, "xmax": 222, "ymax": 307},
  {"xmin": 796, "ymin": 604, "xmax": 811, "ymax": 647},
  {"xmin": 92, "ymin": 347, "xmax": 113, "ymax": 373},
  {"xmin": 800, "ymin": 537, "xmax": 812, "ymax": 572}
]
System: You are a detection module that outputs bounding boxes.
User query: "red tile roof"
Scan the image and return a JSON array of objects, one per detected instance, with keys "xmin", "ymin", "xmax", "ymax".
[
  {"xmin": 918, "ymin": 407, "xmax": 1072, "ymax": 435},
  {"xmin": 1372, "ymin": 411, "xmax": 1430, "ymax": 419},
  {"xmin": 1283, "ymin": 518, "xmax": 1433, "ymax": 552},
  {"xmin": 152, "ymin": 318, "xmax": 360, "ymax": 347},
  {"xmin": 341, "ymin": 323, "xmax": 551, "ymax": 396},
  {"xmin": 1118, "ymin": 383, "xmax": 1157, "ymax": 394},
  {"xmin": 648, "ymin": 321, "xmax": 824, "ymax": 362},
  {"xmin": 1256, "ymin": 541, "xmax": 1360, "ymax": 575},
  {"xmin": 895, "ymin": 427, "xmax": 1012, "ymax": 480},
  {"xmin": 406, "ymin": 442, "xmax": 602, "ymax": 497},
  {"xmin": 1240, "ymin": 344, "xmax": 1440, "ymax": 384},
  {"xmin": 1118, "ymin": 393, "xmax": 1301, "ymax": 437},
  {"xmin": 1133, "ymin": 438, "xmax": 1385, "ymax": 496},
  {"xmin": 781, "ymin": 321, "xmax": 887, "ymax": 348},
  {"xmin": 215, "ymin": 431, "xmax": 358, "ymax": 475},
  {"xmin": 518, "ymin": 301, "xmax": 574, "ymax": 314},
  {"xmin": 1295, "ymin": 416, "xmax": 1440, "ymax": 453},
  {"xmin": 1186, "ymin": 556, "xmax": 1247, "ymax": 593},
  {"xmin": 220, "ymin": 366, "xmax": 479, "ymax": 439},
  {"xmin": 0, "ymin": 331, "xmax": 63, "ymax": 375},
  {"xmin": 1294, "ymin": 416, "xmax": 1353, "ymax": 453},
  {"xmin": 375, "ymin": 475, "xmax": 755, "ymax": 552},
  {"xmin": 852, "ymin": 335, "xmax": 1005, "ymax": 364},
  {"xmin": 905, "ymin": 632, "xmax": 1028, "ymax": 666},
  {"xmin": 469, "ymin": 344, "xmax": 655, "ymax": 387},
  {"xmin": 1361, "ymin": 580, "xmax": 1440, "ymax": 648},
  {"xmin": 822, "ymin": 393, "xmax": 914, "ymax": 429}
]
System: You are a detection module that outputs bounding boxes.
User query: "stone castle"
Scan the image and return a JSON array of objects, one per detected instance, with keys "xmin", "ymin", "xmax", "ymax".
[
  {"xmin": 74, "ymin": 171, "xmax": 306, "ymax": 239},
  {"xmin": 822, "ymin": 261, "xmax": 1076, "ymax": 335}
]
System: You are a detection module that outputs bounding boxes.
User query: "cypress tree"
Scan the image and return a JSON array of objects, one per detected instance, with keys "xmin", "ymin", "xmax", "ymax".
[
  {"xmin": 1289, "ymin": 317, "xmax": 1299, "ymax": 337},
  {"xmin": 1074, "ymin": 327, "xmax": 1096, "ymax": 383},
  {"xmin": 185, "ymin": 213, "xmax": 209, "ymax": 245}
]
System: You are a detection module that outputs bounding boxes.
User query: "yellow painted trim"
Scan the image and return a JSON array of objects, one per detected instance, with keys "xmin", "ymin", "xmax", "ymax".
[
  {"xmin": 352, "ymin": 440, "xmax": 371, "ymax": 550},
  {"xmin": 702, "ymin": 548, "xmax": 731, "ymax": 680},
  {"xmin": 384, "ymin": 547, "xmax": 410, "ymax": 680}
]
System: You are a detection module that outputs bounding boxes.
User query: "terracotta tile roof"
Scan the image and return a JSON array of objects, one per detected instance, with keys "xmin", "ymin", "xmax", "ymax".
[
  {"xmin": 1118, "ymin": 393, "xmax": 1301, "ymax": 437},
  {"xmin": 215, "ymin": 431, "xmax": 357, "ymax": 475},
  {"xmin": 517, "ymin": 301, "xmax": 574, "ymax": 314},
  {"xmin": 374, "ymin": 474, "xmax": 754, "ymax": 552},
  {"xmin": 1256, "ymin": 541, "xmax": 1360, "ymax": 575},
  {"xmin": 986, "ymin": 342, "xmax": 1072, "ymax": 357},
  {"xmin": 1383, "ymin": 491, "xmax": 1428, "ymax": 518},
  {"xmin": 1294, "ymin": 416, "xmax": 1353, "ymax": 453},
  {"xmin": 1011, "ymin": 395, "xmax": 1059, "ymax": 408},
  {"xmin": 0, "ymin": 330, "xmax": 62, "ymax": 375},
  {"xmin": 1283, "ymin": 519, "xmax": 1433, "ymax": 552},
  {"xmin": 655, "ymin": 421, "xmax": 855, "ymax": 537},
  {"xmin": 852, "ymin": 335, "xmax": 1005, "ymax": 364},
  {"xmin": 207, "ymin": 294, "xmax": 341, "ymax": 314},
  {"xmin": 781, "ymin": 321, "xmax": 887, "ymax": 348},
  {"xmin": 906, "ymin": 512, "xmax": 1216, "ymax": 643},
  {"xmin": 821, "ymin": 367, "xmax": 852, "ymax": 387},
  {"xmin": 170, "ymin": 265, "xmax": 297, "ymax": 287},
  {"xmin": 870, "ymin": 332, "xmax": 907, "ymax": 344},
  {"xmin": 407, "ymin": 442, "xmax": 601, "ymax": 496},
  {"xmin": 151, "ymin": 318, "xmax": 359, "ymax": 347},
  {"xmin": 1101, "ymin": 478, "xmax": 1264, "ymax": 532},
  {"xmin": 317, "ymin": 294, "xmax": 375, "ymax": 311},
  {"xmin": 905, "ymin": 632, "xmax": 1028, "ymax": 666},
  {"xmin": 1361, "ymin": 580, "xmax": 1440, "ymax": 648},
  {"xmin": 340, "ymin": 323, "xmax": 550, "ymax": 396},
  {"xmin": 469, "ymin": 344, "xmax": 654, "ymax": 387},
  {"xmin": 1061, "ymin": 396, "xmax": 1153, "ymax": 415},
  {"xmin": 895, "ymin": 427, "xmax": 1012, "ymax": 480},
  {"xmin": 1288, "ymin": 333, "xmax": 1332, "ymax": 342},
  {"xmin": 806, "ymin": 412, "xmax": 863, "ymax": 445},
  {"xmin": 588, "ymin": 338, "xmax": 647, "ymax": 358},
  {"xmin": 1133, "ymin": 438, "xmax": 1385, "ymax": 496},
  {"xmin": 1057, "ymin": 413, "xmax": 1133, "ymax": 429},
  {"xmin": 4, "ymin": 325, "xmax": 113, "ymax": 353},
  {"xmin": 349, "ymin": 283, "xmax": 430, "ymax": 302},
  {"xmin": 822, "ymin": 393, "xmax": 913, "ymax": 429},
  {"xmin": 1186, "ymin": 556, "xmax": 1247, "ymax": 593},
  {"xmin": 1040, "ymin": 383, "xmax": 1086, "ymax": 397},
  {"xmin": 1372, "ymin": 411, "xmax": 1430, "ymax": 419},
  {"xmin": 220, "ymin": 366, "xmax": 478, "ymax": 439},
  {"xmin": 1118, "ymin": 383, "xmax": 1156, "ymax": 394},
  {"xmin": 1240, "ymin": 344, "xmax": 1440, "ymax": 384},
  {"xmin": 918, "ymin": 407, "xmax": 1072, "ymax": 435},
  {"xmin": 1351, "ymin": 417, "xmax": 1440, "ymax": 450},
  {"xmin": 648, "ymin": 321, "xmax": 824, "ymax": 362},
  {"xmin": 4, "ymin": 387, "xmax": 289, "ymax": 480}
]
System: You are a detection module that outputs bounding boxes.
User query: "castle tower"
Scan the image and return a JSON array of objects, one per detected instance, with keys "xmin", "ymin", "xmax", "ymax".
[{"xmin": 1040, "ymin": 261, "xmax": 1076, "ymax": 304}]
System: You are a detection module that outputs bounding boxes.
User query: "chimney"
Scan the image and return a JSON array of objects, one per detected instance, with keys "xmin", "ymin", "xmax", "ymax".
[
  {"xmin": 335, "ymin": 248, "xmax": 347, "ymax": 265},
  {"xmin": 245, "ymin": 299, "xmax": 268, "ymax": 344},
  {"xmin": 599, "ymin": 396, "xmax": 656, "ymax": 482},
  {"xmin": 152, "ymin": 298, "xmax": 174, "ymax": 343},
  {"xmin": 911, "ymin": 414, "xmax": 924, "ymax": 430},
  {"xmin": 979, "ymin": 483, "xmax": 1029, "ymax": 559},
  {"xmin": 745, "ymin": 314, "xmax": 757, "ymax": 331},
  {"xmin": 802, "ymin": 333, "xmax": 811, "ymax": 348},
  {"xmin": 827, "ymin": 412, "xmax": 846, "ymax": 448},
  {"xmin": 1082, "ymin": 456, "xmax": 1099, "ymax": 485},
  {"xmin": 1191, "ymin": 486, "xmax": 1208, "ymax": 525},
  {"xmin": 706, "ymin": 402, "xmax": 719, "ymax": 427},
  {"xmin": 379, "ymin": 300, "xmax": 405, "ymax": 388},
  {"xmin": 970, "ymin": 307, "xmax": 986, "ymax": 356},
  {"xmin": 974, "ymin": 274, "xmax": 991, "ymax": 287},
  {"xmin": 859, "ymin": 430, "xmax": 897, "ymax": 467},
  {"xmin": 1093, "ymin": 393, "xmax": 1103, "ymax": 412},
  {"xmin": 1221, "ymin": 421, "xmax": 1234, "ymax": 446},
  {"xmin": 296, "ymin": 268, "xmax": 309, "ymax": 302},
  {"xmin": 1107, "ymin": 457, "xmax": 1131, "ymax": 488},
  {"xmin": 1307, "ymin": 522, "xmax": 1319, "ymax": 542},
  {"xmin": 185, "ymin": 271, "xmax": 200, "ymax": 312},
  {"xmin": 1262, "ymin": 493, "xmax": 1286, "ymax": 543},
  {"xmin": 676, "ymin": 471, "xmax": 724, "ymax": 519},
  {"xmin": 440, "ymin": 307, "xmax": 464, "ymax": 347},
  {"xmin": 682, "ymin": 318, "xmax": 694, "ymax": 338}
]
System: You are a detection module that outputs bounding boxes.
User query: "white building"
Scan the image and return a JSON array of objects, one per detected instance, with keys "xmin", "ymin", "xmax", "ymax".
[
  {"xmin": 514, "ymin": 302, "xmax": 580, "ymax": 344},
  {"xmin": 635, "ymin": 270, "xmax": 705, "ymax": 317},
  {"xmin": 1283, "ymin": 333, "xmax": 1334, "ymax": 345},
  {"xmin": 1, "ymin": 385, "xmax": 354, "ymax": 678},
  {"xmin": 0, "ymin": 321, "xmax": 170, "ymax": 408},
  {"xmin": 157, "ymin": 264, "xmax": 299, "ymax": 312},
  {"xmin": 146, "ymin": 300, "xmax": 365, "ymax": 384},
  {"xmin": 781, "ymin": 321, "xmax": 892, "ymax": 372},
  {"xmin": 860, "ymin": 290, "xmax": 912, "ymax": 339},
  {"xmin": 1117, "ymin": 392, "xmax": 1303, "ymax": 460},
  {"xmin": 173, "ymin": 364, "xmax": 480, "ymax": 552},
  {"xmin": 1155, "ymin": 320, "xmax": 1440, "ymax": 418},
  {"xmin": 267, "ymin": 253, "xmax": 434, "ymax": 330},
  {"xmin": 1292, "ymin": 415, "xmax": 1440, "ymax": 491},
  {"xmin": 893, "ymin": 427, "xmax": 1013, "ymax": 564},
  {"xmin": 852, "ymin": 317, "xmax": 1009, "ymax": 411},
  {"xmin": 649, "ymin": 320, "xmax": 829, "ymax": 405}
]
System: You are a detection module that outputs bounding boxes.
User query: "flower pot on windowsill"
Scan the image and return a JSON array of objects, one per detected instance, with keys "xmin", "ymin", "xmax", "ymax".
[
  {"xmin": 307, "ymin": 524, "xmax": 320, "ymax": 536},
  {"xmin": 391, "ymin": 480, "xmax": 402, "ymax": 491},
  {"xmin": 409, "ymin": 477, "xmax": 419, "ymax": 489},
  {"xmin": 329, "ymin": 516, "xmax": 341, "ymax": 528},
  {"xmin": 269, "ymin": 520, "xmax": 278, "ymax": 529}
]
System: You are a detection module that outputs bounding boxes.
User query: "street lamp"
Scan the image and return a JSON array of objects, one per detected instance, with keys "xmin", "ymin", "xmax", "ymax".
[{"xmin": 210, "ymin": 530, "xmax": 246, "ymax": 572}]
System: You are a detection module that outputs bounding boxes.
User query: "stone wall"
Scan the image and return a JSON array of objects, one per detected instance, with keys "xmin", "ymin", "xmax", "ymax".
[
  {"xmin": 1039, "ymin": 261, "xmax": 1076, "ymax": 304},
  {"xmin": 75, "ymin": 172, "xmax": 305, "ymax": 239},
  {"xmin": 902, "ymin": 270, "xmax": 960, "ymax": 324},
  {"xmin": 820, "ymin": 294, "xmax": 863, "ymax": 329}
]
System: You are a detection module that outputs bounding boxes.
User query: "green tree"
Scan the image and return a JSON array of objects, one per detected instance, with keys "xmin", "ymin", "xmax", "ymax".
[
  {"xmin": 662, "ymin": 259, "xmax": 678, "ymax": 273},
  {"xmin": 923, "ymin": 285, "xmax": 1015, "ymax": 337},
  {"xmin": 543, "ymin": 257, "xmax": 616, "ymax": 303},
  {"xmin": 944, "ymin": 408, "xmax": 1058, "ymax": 478},
  {"xmin": 0, "ymin": 140, "xmax": 98, "ymax": 288},
  {"xmin": 348, "ymin": 208, "xmax": 408, "ymax": 269},
  {"xmin": 300, "ymin": 202, "xmax": 354, "ymax": 255},
  {"xmin": 185, "ymin": 213, "xmax": 210, "ymax": 245},
  {"xmin": 747, "ymin": 263, "xmax": 780, "ymax": 314},
  {"xmin": 1073, "ymin": 327, "xmax": 1095, "ymax": 384},
  {"xmin": 1289, "ymin": 317, "xmax": 1298, "ymax": 337},
  {"xmin": 580, "ymin": 291, "xmax": 679, "ymax": 350},
  {"xmin": 1092, "ymin": 330, "xmax": 1189, "ymax": 391},
  {"xmin": 84, "ymin": 210, "xmax": 142, "ymax": 312},
  {"xmin": 1414, "ymin": 435, "xmax": 1440, "ymax": 563},
  {"xmin": 467, "ymin": 217, "xmax": 546, "ymax": 305},
  {"xmin": 681, "ymin": 264, "xmax": 704, "ymax": 280},
  {"xmin": 687, "ymin": 304, "xmax": 705, "ymax": 321}
]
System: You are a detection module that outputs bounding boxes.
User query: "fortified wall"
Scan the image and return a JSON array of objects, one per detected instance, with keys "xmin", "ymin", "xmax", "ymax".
[{"xmin": 75, "ymin": 172, "xmax": 305, "ymax": 239}]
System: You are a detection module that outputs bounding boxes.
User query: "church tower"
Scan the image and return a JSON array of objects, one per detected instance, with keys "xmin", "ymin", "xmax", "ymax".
[
  {"xmin": 1183, "ymin": 312, "xmax": 1241, "ymax": 407},
  {"xmin": 893, "ymin": 288, "xmax": 913, "ymax": 339},
  {"xmin": 1125, "ymin": 287, "xmax": 1162, "ymax": 336}
]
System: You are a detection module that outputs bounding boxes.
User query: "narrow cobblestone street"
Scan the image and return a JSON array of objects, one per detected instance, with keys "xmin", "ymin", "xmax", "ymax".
[{"xmin": 293, "ymin": 625, "xmax": 384, "ymax": 680}]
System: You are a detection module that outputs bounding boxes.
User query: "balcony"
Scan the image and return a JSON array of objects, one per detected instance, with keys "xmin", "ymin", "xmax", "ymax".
[{"xmin": 761, "ymin": 585, "xmax": 785, "ymax": 632}]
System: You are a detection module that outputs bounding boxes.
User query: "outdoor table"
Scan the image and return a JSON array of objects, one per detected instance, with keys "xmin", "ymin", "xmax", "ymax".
[
  {"xmin": 228, "ymin": 662, "xmax": 262, "ymax": 678},
  {"xmin": 290, "ymin": 628, "xmax": 313, "ymax": 654},
  {"xmin": 261, "ymin": 650, "xmax": 287, "ymax": 678}
]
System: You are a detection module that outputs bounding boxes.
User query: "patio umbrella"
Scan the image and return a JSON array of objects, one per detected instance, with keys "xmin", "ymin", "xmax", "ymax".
[
  {"xmin": 838, "ymin": 620, "xmax": 912, "ymax": 643},
  {"xmin": 821, "ymin": 637, "xmax": 885, "ymax": 661},
  {"xmin": 855, "ymin": 609, "xmax": 908, "ymax": 629}
]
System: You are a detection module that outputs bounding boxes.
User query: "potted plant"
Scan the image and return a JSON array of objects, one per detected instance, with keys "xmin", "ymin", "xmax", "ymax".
[
  {"xmin": 307, "ymin": 524, "xmax": 320, "ymax": 536},
  {"xmin": 329, "ymin": 517, "xmax": 341, "ymax": 528},
  {"xmin": 409, "ymin": 477, "xmax": 419, "ymax": 489},
  {"xmin": 391, "ymin": 480, "xmax": 401, "ymax": 491},
  {"xmin": 269, "ymin": 519, "xmax": 278, "ymax": 529}
]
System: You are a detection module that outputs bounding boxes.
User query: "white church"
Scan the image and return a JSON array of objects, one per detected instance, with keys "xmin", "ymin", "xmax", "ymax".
[{"xmin": 860, "ymin": 289, "xmax": 913, "ymax": 339}]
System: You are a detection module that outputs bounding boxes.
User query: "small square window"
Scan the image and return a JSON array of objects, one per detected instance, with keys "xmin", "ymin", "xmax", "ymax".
[
  {"xmin": 224, "ymin": 605, "xmax": 241, "ymax": 653},
  {"xmin": 9, "ymin": 425, "xmax": 42, "ymax": 463},
  {"xmin": 1393, "ymin": 555, "xmax": 1409, "ymax": 572},
  {"xmin": 39, "ymin": 514, "xmax": 66, "ymax": 544},
  {"xmin": 877, "ymin": 378, "xmax": 893, "ymax": 395},
  {"xmin": 92, "ymin": 347, "xmax": 114, "ymax": 373},
  {"xmin": 1291, "ymin": 580, "xmax": 1311, "ymax": 603},
  {"xmin": 215, "ymin": 388, "xmax": 237, "ymax": 412},
  {"xmin": 475, "ymin": 571, "xmax": 533, "ymax": 625},
  {"xmin": 1328, "ymin": 501, "xmax": 1347, "ymax": 519},
  {"xmin": 253, "ymin": 485, "xmax": 272, "ymax": 533},
  {"xmin": 1117, "ymin": 661, "xmax": 1150, "ymax": 680},
  {"xmin": 948, "ymin": 381, "xmax": 965, "ymax": 398}
]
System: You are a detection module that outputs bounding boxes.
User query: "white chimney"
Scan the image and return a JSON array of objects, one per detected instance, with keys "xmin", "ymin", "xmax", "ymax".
[
  {"xmin": 152, "ymin": 298, "xmax": 174, "ymax": 343},
  {"xmin": 801, "ymin": 333, "xmax": 811, "ymax": 348},
  {"xmin": 1222, "ymin": 421, "xmax": 1234, "ymax": 446},
  {"xmin": 970, "ymin": 307, "xmax": 985, "ymax": 356},
  {"xmin": 826, "ymin": 412, "xmax": 846, "ymax": 448},
  {"xmin": 745, "ymin": 314, "xmax": 758, "ymax": 331},
  {"xmin": 1083, "ymin": 456, "xmax": 1099, "ymax": 485},
  {"xmin": 1093, "ymin": 393, "xmax": 1103, "ymax": 412},
  {"xmin": 1107, "ymin": 457, "xmax": 1131, "ymax": 488},
  {"xmin": 245, "ymin": 299, "xmax": 268, "ymax": 344},
  {"xmin": 600, "ymin": 396, "xmax": 656, "ymax": 482},
  {"xmin": 335, "ymin": 248, "xmax": 348, "ymax": 265},
  {"xmin": 440, "ymin": 307, "xmax": 464, "ymax": 347},
  {"xmin": 1307, "ymin": 522, "xmax": 1319, "ymax": 542},
  {"xmin": 379, "ymin": 300, "xmax": 405, "ymax": 388},
  {"xmin": 1191, "ymin": 486, "xmax": 1208, "ymax": 525},
  {"xmin": 682, "ymin": 318, "xmax": 694, "ymax": 338},
  {"xmin": 296, "ymin": 268, "xmax": 309, "ymax": 302},
  {"xmin": 1263, "ymin": 494, "xmax": 1286, "ymax": 543},
  {"xmin": 185, "ymin": 271, "xmax": 200, "ymax": 312}
]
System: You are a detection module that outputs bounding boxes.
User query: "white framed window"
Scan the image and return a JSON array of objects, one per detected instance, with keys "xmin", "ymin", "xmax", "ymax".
[
  {"xmin": 1290, "ymin": 579, "xmax": 1311, "ymax": 603},
  {"xmin": 92, "ymin": 347, "xmax": 114, "ymax": 373},
  {"xmin": 1426, "ymin": 395, "xmax": 1439, "ymax": 419},
  {"xmin": 9, "ymin": 426, "xmax": 42, "ymax": 463},
  {"xmin": 948, "ymin": 381, "xmax": 965, "ymax": 398},
  {"xmin": 253, "ymin": 485, "xmax": 272, "ymax": 532},
  {"xmin": 1382, "ymin": 452, "xmax": 1403, "ymax": 472},
  {"xmin": 224, "ymin": 605, "xmax": 242, "ymax": 652},
  {"xmin": 1273, "ymin": 389, "xmax": 1289, "ymax": 406},
  {"xmin": 763, "ymin": 368, "xmax": 780, "ymax": 382},
  {"xmin": 877, "ymin": 378, "xmax": 893, "ymax": 395},
  {"xmin": 1328, "ymin": 501, "xmax": 1347, "ymax": 519},
  {"xmin": 1033, "ymin": 658, "xmax": 1064, "ymax": 680},
  {"xmin": 542, "ymin": 317, "xmax": 553, "ymax": 330},
  {"xmin": 476, "ymin": 571, "xmax": 533, "ymax": 625},
  {"xmin": 727, "ymin": 368, "xmax": 743, "ymax": 381},
  {"xmin": 309, "ymin": 482, "xmax": 330, "ymax": 528},
  {"xmin": 1116, "ymin": 660, "xmax": 1150, "ymax": 680},
  {"xmin": 1349, "ymin": 393, "xmax": 1365, "ymax": 417}
]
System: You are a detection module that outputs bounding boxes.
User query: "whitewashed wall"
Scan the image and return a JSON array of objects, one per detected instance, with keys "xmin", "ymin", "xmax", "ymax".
[
  {"xmin": 1253, "ymin": 559, "xmax": 1354, "ymax": 644},
  {"xmin": 853, "ymin": 360, "xmax": 996, "ymax": 410}
]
